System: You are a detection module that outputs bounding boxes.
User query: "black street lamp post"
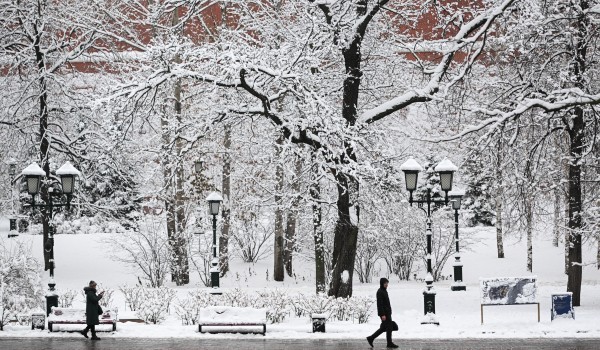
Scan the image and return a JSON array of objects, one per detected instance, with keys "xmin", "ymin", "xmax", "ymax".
[
  {"xmin": 449, "ymin": 190, "xmax": 465, "ymax": 291},
  {"xmin": 400, "ymin": 157, "xmax": 458, "ymax": 325},
  {"xmin": 206, "ymin": 191, "xmax": 223, "ymax": 292},
  {"xmin": 7, "ymin": 159, "xmax": 17, "ymax": 237},
  {"xmin": 19, "ymin": 161, "xmax": 80, "ymax": 315}
]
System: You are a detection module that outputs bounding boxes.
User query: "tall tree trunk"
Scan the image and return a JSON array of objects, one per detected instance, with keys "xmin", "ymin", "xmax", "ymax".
[
  {"xmin": 328, "ymin": 171, "xmax": 359, "ymax": 298},
  {"xmin": 220, "ymin": 124, "xmax": 231, "ymax": 277},
  {"xmin": 284, "ymin": 152, "xmax": 302, "ymax": 277},
  {"xmin": 34, "ymin": 25, "xmax": 52, "ymax": 272},
  {"xmin": 273, "ymin": 133, "xmax": 285, "ymax": 282},
  {"xmin": 564, "ymin": 150, "xmax": 570, "ymax": 275},
  {"xmin": 566, "ymin": 0, "xmax": 588, "ymax": 307},
  {"xmin": 566, "ymin": 106, "xmax": 584, "ymax": 306},
  {"xmin": 169, "ymin": 7, "xmax": 189, "ymax": 286},
  {"xmin": 173, "ymin": 78, "xmax": 189, "ymax": 285},
  {"xmin": 495, "ymin": 135, "xmax": 505, "ymax": 259},
  {"xmin": 161, "ymin": 109, "xmax": 176, "ymax": 282},
  {"xmin": 311, "ymin": 152, "xmax": 326, "ymax": 294}
]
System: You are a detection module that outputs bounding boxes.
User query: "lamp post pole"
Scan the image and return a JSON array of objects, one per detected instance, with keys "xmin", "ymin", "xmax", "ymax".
[
  {"xmin": 19, "ymin": 161, "xmax": 80, "ymax": 315},
  {"xmin": 206, "ymin": 192, "xmax": 223, "ymax": 293},
  {"xmin": 7, "ymin": 159, "xmax": 17, "ymax": 237},
  {"xmin": 400, "ymin": 157, "xmax": 459, "ymax": 325},
  {"xmin": 211, "ymin": 212, "xmax": 219, "ymax": 288},
  {"xmin": 449, "ymin": 190, "xmax": 465, "ymax": 291}
]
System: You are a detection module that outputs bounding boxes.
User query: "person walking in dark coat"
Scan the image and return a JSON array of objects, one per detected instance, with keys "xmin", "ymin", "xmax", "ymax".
[
  {"xmin": 80, "ymin": 280, "xmax": 104, "ymax": 340},
  {"xmin": 366, "ymin": 278, "xmax": 398, "ymax": 348}
]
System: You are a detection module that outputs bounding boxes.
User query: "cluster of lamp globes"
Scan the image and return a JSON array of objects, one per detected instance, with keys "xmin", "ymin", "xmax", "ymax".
[
  {"xmin": 18, "ymin": 161, "xmax": 225, "ymax": 212},
  {"xmin": 400, "ymin": 157, "xmax": 464, "ymax": 209}
]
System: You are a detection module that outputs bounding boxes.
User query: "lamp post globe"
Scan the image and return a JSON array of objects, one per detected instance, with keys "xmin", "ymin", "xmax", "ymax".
[
  {"xmin": 206, "ymin": 192, "xmax": 223, "ymax": 292},
  {"xmin": 21, "ymin": 163, "xmax": 46, "ymax": 196},
  {"xmin": 400, "ymin": 158, "xmax": 423, "ymax": 201},
  {"xmin": 433, "ymin": 158, "xmax": 458, "ymax": 195},
  {"xmin": 56, "ymin": 161, "xmax": 81, "ymax": 196},
  {"xmin": 194, "ymin": 158, "xmax": 204, "ymax": 174},
  {"xmin": 8, "ymin": 158, "xmax": 17, "ymax": 178}
]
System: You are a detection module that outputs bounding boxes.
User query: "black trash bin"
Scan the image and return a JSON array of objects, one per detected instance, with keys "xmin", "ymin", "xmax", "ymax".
[{"xmin": 311, "ymin": 314, "xmax": 326, "ymax": 333}]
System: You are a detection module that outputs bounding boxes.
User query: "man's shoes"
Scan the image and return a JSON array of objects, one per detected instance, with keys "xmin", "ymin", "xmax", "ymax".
[
  {"xmin": 387, "ymin": 343, "xmax": 399, "ymax": 348},
  {"xmin": 80, "ymin": 330, "xmax": 89, "ymax": 339},
  {"xmin": 91, "ymin": 337, "xmax": 101, "ymax": 340},
  {"xmin": 366, "ymin": 337, "xmax": 374, "ymax": 347}
]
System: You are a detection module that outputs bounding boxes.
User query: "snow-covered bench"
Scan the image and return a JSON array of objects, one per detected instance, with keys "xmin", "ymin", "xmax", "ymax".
[
  {"xmin": 47, "ymin": 307, "xmax": 117, "ymax": 332},
  {"xmin": 198, "ymin": 306, "xmax": 267, "ymax": 335}
]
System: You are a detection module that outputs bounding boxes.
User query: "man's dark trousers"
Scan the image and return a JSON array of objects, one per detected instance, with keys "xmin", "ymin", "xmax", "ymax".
[{"xmin": 369, "ymin": 317, "xmax": 393, "ymax": 344}]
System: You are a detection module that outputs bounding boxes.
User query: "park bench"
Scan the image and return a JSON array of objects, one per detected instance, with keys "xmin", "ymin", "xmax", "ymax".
[
  {"xmin": 198, "ymin": 306, "xmax": 267, "ymax": 335},
  {"xmin": 480, "ymin": 276, "xmax": 539, "ymax": 324},
  {"xmin": 47, "ymin": 307, "xmax": 117, "ymax": 332}
]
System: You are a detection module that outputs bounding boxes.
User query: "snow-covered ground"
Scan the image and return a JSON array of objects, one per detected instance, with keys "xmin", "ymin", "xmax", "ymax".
[{"xmin": 1, "ymin": 217, "xmax": 599, "ymax": 339}]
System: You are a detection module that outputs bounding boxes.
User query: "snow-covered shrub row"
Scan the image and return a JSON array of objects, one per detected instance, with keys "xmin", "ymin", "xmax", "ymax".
[
  {"xmin": 58, "ymin": 289, "xmax": 77, "ymax": 308},
  {"xmin": 0, "ymin": 241, "xmax": 44, "ymax": 330},
  {"xmin": 134, "ymin": 287, "xmax": 176, "ymax": 324},
  {"xmin": 256, "ymin": 289, "xmax": 289, "ymax": 324},
  {"xmin": 29, "ymin": 215, "xmax": 129, "ymax": 235},
  {"xmin": 171, "ymin": 289, "xmax": 374, "ymax": 325},
  {"xmin": 120, "ymin": 285, "xmax": 145, "ymax": 311},
  {"xmin": 174, "ymin": 290, "xmax": 213, "ymax": 325}
]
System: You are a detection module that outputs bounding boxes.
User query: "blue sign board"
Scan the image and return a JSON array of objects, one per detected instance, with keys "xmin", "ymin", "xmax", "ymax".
[{"xmin": 551, "ymin": 293, "xmax": 574, "ymax": 321}]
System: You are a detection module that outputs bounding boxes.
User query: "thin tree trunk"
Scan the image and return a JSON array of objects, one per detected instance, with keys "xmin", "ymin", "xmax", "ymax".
[
  {"xmin": 220, "ymin": 124, "xmax": 231, "ymax": 277},
  {"xmin": 273, "ymin": 133, "xmax": 285, "ymax": 282},
  {"xmin": 311, "ymin": 153, "xmax": 325, "ymax": 294},
  {"xmin": 553, "ymin": 187, "xmax": 561, "ymax": 247},
  {"xmin": 495, "ymin": 136, "xmax": 505, "ymax": 259},
  {"xmin": 597, "ymin": 237, "xmax": 600, "ymax": 269},
  {"xmin": 284, "ymin": 152, "xmax": 302, "ymax": 277},
  {"xmin": 525, "ymin": 196, "xmax": 533, "ymax": 272}
]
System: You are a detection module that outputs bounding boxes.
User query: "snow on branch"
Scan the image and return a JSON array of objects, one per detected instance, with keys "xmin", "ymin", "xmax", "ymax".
[
  {"xmin": 359, "ymin": 0, "xmax": 516, "ymax": 125},
  {"xmin": 427, "ymin": 91, "xmax": 600, "ymax": 142}
]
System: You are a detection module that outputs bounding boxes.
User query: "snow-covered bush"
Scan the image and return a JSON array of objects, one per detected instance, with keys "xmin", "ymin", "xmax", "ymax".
[
  {"xmin": 331, "ymin": 297, "xmax": 352, "ymax": 321},
  {"xmin": 222, "ymin": 288, "xmax": 257, "ymax": 307},
  {"xmin": 109, "ymin": 216, "xmax": 171, "ymax": 288},
  {"xmin": 120, "ymin": 285, "xmax": 145, "ymax": 311},
  {"xmin": 135, "ymin": 287, "xmax": 176, "ymax": 324},
  {"xmin": 174, "ymin": 289, "xmax": 222, "ymax": 325},
  {"xmin": 97, "ymin": 285, "xmax": 115, "ymax": 309},
  {"xmin": 174, "ymin": 297, "xmax": 201, "ymax": 325},
  {"xmin": 58, "ymin": 289, "xmax": 77, "ymax": 308},
  {"xmin": 350, "ymin": 296, "xmax": 375, "ymax": 324},
  {"xmin": 293, "ymin": 293, "xmax": 334, "ymax": 320},
  {"xmin": 0, "ymin": 241, "xmax": 44, "ymax": 330},
  {"xmin": 256, "ymin": 289, "xmax": 289, "ymax": 324}
]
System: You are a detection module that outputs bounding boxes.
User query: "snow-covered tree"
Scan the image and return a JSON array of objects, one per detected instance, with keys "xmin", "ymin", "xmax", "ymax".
[{"xmin": 0, "ymin": 241, "xmax": 44, "ymax": 330}]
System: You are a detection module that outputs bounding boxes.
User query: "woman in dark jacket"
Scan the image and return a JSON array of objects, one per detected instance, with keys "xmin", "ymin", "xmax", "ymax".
[
  {"xmin": 81, "ymin": 280, "xmax": 104, "ymax": 340},
  {"xmin": 366, "ymin": 278, "xmax": 398, "ymax": 348}
]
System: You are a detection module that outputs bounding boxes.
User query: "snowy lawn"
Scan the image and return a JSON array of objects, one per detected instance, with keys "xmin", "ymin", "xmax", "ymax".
[{"xmin": 1, "ymin": 219, "xmax": 599, "ymax": 339}]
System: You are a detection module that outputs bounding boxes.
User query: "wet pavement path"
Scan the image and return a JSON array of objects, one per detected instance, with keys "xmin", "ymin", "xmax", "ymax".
[{"xmin": 0, "ymin": 338, "xmax": 598, "ymax": 350}]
